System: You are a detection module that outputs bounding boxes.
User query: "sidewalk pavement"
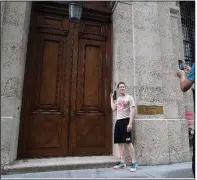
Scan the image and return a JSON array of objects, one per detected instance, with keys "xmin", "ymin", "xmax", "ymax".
[{"xmin": 1, "ymin": 162, "xmax": 194, "ymax": 179}]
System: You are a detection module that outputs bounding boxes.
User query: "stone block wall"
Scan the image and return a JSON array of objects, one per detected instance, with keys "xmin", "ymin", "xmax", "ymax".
[
  {"xmin": 112, "ymin": 1, "xmax": 191, "ymax": 165},
  {"xmin": 1, "ymin": 2, "xmax": 32, "ymax": 165}
]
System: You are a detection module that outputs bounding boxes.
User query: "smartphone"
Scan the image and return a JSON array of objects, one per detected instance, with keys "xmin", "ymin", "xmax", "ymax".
[
  {"xmin": 113, "ymin": 90, "xmax": 117, "ymax": 100},
  {"xmin": 178, "ymin": 60, "xmax": 185, "ymax": 70}
]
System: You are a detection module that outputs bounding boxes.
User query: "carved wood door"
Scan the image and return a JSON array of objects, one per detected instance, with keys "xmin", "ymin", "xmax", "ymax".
[
  {"xmin": 18, "ymin": 11, "xmax": 72, "ymax": 158},
  {"xmin": 68, "ymin": 22, "xmax": 112, "ymax": 156},
  {"xmin": 18, "ymin": 2, "xmax": 112, "ymax": 158}
]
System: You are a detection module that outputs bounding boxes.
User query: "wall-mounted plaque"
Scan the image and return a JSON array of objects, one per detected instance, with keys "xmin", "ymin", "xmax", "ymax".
[{"xmin": 137, "ymin": 105, "xmax": 164, "ymax": 115}]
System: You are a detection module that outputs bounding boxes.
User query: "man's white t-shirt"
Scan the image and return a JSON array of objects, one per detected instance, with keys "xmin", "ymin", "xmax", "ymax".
[{"xmin": 116, "ymin": 94, "xmax": 135, "ymax": 119}]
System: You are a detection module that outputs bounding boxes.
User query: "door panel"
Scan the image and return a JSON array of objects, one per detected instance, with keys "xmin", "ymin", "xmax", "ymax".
[
  {"xmin": 37, "ymin": 40, "xmax": 60, "ymax": 105},
  {"xmin": 28, "ymin": 115, "xmax": 62, "ymax": 148},
  {"xmin": 33, "ymin": 34, "xmax": 65, "ymax": 111},
  {"xmin": 68, "ymin": 22, "xmax": 111, "ymax": 155},
  {"xmin": 77, "ymin": 117, "xmax": 105, "ymax": 147},
  {"xmin": 77, "ymin": 39, "xmax": 105, "ymax": 113},
  {"xmin": 28, "ymin": 33, "xmax": 68, "ymax": 156},
  {"xmin": 18, "ymin": 12, "xmax": 71, "ymax": 158}
]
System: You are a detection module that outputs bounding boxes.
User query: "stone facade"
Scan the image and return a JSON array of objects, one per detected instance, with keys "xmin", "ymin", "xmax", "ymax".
[
  {"xmin": 1, "ymin": 1, "xmax": 194, "ymax": 167},
  {"xmin": 112, "ymin": 1, "xmax": 192, "ymax": 164},
  {"xmin": 1, "ymin": 2, "xmax": 32, "ymax": 165}
]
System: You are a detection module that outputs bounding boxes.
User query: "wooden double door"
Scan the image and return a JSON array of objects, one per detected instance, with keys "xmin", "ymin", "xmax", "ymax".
[{"xmin": 18, "ymin": 2, "xmax": 112, "ymax": 158}]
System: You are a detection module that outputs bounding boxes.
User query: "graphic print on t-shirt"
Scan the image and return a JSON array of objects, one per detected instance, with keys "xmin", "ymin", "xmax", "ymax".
[{"xmin": 117, "ymin": 99, "xmax": 127, "ymax": 112}]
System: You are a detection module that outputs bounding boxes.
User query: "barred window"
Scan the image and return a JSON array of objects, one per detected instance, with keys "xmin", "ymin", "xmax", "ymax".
[{"xmin": 180, "ymin": 1, "xmax": 195, "ymax": 66}]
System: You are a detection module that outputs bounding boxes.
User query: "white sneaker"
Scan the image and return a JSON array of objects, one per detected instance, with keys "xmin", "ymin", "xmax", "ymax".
[{"xmin": 113, "ymin": 162, "xmax": 127, "ymax": 169}]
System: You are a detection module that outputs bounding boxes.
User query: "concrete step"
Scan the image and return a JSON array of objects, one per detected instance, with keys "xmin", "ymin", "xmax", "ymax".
[{"xmin": 3, "ymin": 156, "xmax": 119, "ymax": 175}]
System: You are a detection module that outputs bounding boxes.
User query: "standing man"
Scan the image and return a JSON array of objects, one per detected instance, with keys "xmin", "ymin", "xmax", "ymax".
[
  {"xmin": 177, "ymin": 63, "xmax": 195, "ymax": 177},
  {"xmin": 110, "ymin": 82, "xmax": 138, "ymax": 172}
]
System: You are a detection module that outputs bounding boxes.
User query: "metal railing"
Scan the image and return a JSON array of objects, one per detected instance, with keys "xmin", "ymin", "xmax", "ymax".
[{"xmin": 180, "ymin": 1, "xmax": 195, "ymax": 66}]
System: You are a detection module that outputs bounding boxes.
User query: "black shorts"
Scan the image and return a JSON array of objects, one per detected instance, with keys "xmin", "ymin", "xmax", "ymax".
[{"xmin": 114, "ymin": 118, "xmax": 132, "ymax": 144}]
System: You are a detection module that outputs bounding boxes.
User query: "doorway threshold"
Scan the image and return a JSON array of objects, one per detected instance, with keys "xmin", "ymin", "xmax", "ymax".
[{"xmin": 3, "ymin": 155, "xmax": 119, "ymax": 175}]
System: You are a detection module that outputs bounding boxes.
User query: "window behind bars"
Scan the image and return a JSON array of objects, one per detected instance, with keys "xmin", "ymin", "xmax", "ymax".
[{"xmin": 180, "ymin": 1, "xmax": 195, "ymax": 66}]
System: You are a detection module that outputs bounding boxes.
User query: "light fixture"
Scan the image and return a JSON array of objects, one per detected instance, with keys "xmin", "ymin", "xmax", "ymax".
[{"xmin": 68, "ymin": 1, "xmax": 83, "ymax": 23}]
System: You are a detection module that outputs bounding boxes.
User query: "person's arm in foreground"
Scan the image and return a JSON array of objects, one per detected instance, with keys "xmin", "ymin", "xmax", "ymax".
[{"xmin": 177, "ymin": 64, "xmax": 195, "ymax": 92}]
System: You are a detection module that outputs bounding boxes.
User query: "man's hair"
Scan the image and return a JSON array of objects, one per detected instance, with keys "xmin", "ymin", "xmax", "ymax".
[{"xmin": 117, "ymin": 82, "xmax": 126, "ymax": 88}]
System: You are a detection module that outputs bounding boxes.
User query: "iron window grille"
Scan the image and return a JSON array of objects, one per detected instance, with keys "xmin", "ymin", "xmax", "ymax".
[{"xmin": 180, "ymin": 1, "xmax": 195, "ymax": 67}]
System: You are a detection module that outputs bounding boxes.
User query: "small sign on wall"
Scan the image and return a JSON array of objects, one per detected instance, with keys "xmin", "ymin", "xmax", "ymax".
[{"xmin": 137, "ymin": 105, "xmax": 164, "ymax": 115}]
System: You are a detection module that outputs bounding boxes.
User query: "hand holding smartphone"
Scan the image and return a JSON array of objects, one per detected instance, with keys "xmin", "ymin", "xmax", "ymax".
[
  {"xmin": 113, "ymin": 90, "xmax": 117, "ymax": 100},
  {"xmin": 178, "ymin": 60, "xmax": 185, "ymax": 70}
]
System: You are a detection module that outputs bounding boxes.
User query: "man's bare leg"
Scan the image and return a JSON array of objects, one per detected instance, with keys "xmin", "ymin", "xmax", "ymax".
[
  {"xmin": 113, "ymin": 143, "xmax": 126, "ymax": 169},
  {"xmin": 119, "ymin": 143, "xmax": 125, "ymax": 162},
  {"xmin": 125, "ymin": 143, "xmax": 136, "ymax": 163},
  {"xmin": 125, "ymin": 143, "xmax": 138, "ymax": 172}
]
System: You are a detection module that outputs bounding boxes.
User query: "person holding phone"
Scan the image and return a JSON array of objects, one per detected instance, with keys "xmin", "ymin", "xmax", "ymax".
[
  {"xmin": 177, "ymin": 63, "xmax": 195, "ymax": 177},
  {"xmin": 110, "ymin": 82, "xmax": 138, "ymax": 172}
]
